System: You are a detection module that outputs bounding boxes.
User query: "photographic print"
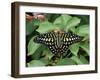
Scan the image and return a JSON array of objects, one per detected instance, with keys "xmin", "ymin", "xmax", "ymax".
[
  {"xmin": 26, "ymin": 13, "xmax": 90, "ymax": 67},
  {"xmin": 11, "ymin": 2, "xmax": 97, "ymax": 78}
]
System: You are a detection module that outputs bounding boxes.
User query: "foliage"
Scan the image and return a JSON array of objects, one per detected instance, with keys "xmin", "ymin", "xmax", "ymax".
[{"xmin": 26, "ymin": 13, "xmax": 89, "ymax": 67}]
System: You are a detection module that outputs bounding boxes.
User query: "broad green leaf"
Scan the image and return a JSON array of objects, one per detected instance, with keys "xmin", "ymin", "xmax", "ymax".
[
  {"xmin": 56, "ymin": 58, "xmax": 76, "ymax": 65},
  {"xmin": 71, "ymin": 55, "xmax": 88, "ymax": 64},
  {"xmin": 40, "ymin": 58, "xmax": 49, "ymax": 65},
  {"xmin": 71, "ymin": 56, "xmax": 83, "ymax": 64},
  {"xmin": 26, "ymin": 20, "xmax": 34, "ymax": 35},
  {"xmin": 37, "ymin": 21, "xmax": 57, "ymax": 33},
  {"xmin": 66, "ymin": 17, "xmax": 81, "ymax": 31},
  {"xmin": 69, "ymin": 43, "xmax": 79, "ymax": 56},
  {"xmin": 28, "ymin": 37, "xmax": 41, "ymax": 55},
  {"xmin": 40, "ymin": 48, "xmax": 53, "ymax": 65},
  {"xmin": 27, "ymin": 60, "xmax": 45, "ymax": 67},
  {"xmin": 31, "ymin": 45, "xmax": 52, "ymax": 60},
  {"xmin": 79, "ymin": 55, "xmax": 89, "ymax": 64},
  {"xmin": 26, "ymin": 19, "xmax": 40, "ymax": 35},
  {"xmin": 33, "ymin": 19, "xmax": 40, "ymax": 26},
  {"xmin": 76, "ymin": 24, "xmax": 89, "ymax": 36},
  {"xmin": 46, "ymin": 14, "xmax": 61, "ymax": 22},
  {"xmin": 31, "ymin": 45, "xmax": 45, "ymax": 59},
  {"xmin": 82, "ymin": 36, "xmax": 89, "ymax": 41},
  {"xmin": 42, "ymin": 47, "xmax": 54, "ymax": 60},
  {"xmin": 75, "ymin": 15, "xmax": 89, "ymax": 25},
  {"xmin": 54, "ymin": 14, "xmax": 72, "ymax": 28},
  {"xmin": 69, "ymin": 27, "xmax": 76, "ymax": 33},
  {"xmin": 80, "ymin": 41, "xmax": 89, "ymax": 54}
]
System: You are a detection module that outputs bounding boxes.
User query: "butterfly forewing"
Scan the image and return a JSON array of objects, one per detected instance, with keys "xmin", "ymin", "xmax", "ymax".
[
  {"xmin": 63, "ymin": 32, "xmax": 82, "ymax": 46},
  {"xmin": 34, "ymin": 32, "xmax": 55, "ymax": 46}
]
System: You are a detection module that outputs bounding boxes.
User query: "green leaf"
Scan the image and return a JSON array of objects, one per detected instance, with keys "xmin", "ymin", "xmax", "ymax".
[
  {"xmin": 40, "ymin": 48, "xmax": 53, "ymax": 65},
  {"xmin": 40, "ymin": 58, "xmax": 49, "ymax": 65},
  {"xmin": 80, "ymin": 41, "xmax": 89, "ymax": 54},
  {"xmin": 75, "ymin": 15, "xmax": 89, "ymax": 25},
  {"xmin": 71, "ymin": 55, "xmax": 88, "ymax": 64},
  {"xmin": 66, "ymin": 17, "xmax": 81, "ymax": 31},
  {"xmin": 31, "ymin": 45, "xmax": 45, "ymax": 59},
  {"xmin": 28, "ymin": 37, "xmax": 41, "ymax": 55},
  {"xmin": 26, "ymin": 19, "xmax": 40, "ymax": 35},
  {"xmin": 56, "ymin": 58, "xmax": 76, "ymax": 65},
  {"xmin": 76, "ymin": 24, "xmax": 89, "ymax": 36},
  {"xmin": 54, "ymin": 14, "xmax": 72, "ymax": 28},
  {"xmin": 31, "ymin": 45, "xmax": 51, "ymax": 60},
  {"xmin": 79, "ymin": 55, "xmax": 89, "ymax": 64},
  {"xmin": 26, "ymin": 20, "xmax": 34, "ymax": 35},
  {"xmin": 44, "ymin": 51, "xmax": 53, "ymax": 60},
  {"xmin": 69, "ymin": 43, "xmax": 79, "ymax": 56},
  {"xmin": 71, "ymin": 56, "xmax": 82, "ymax": 64},
  {"xmin": 69, "ymin": 27, "xmax": 76, "ymax": 33},
  {"xmin": 37, "ymin": 21, "xmax": 57, "ymax": 33},
  {"xmin": 33, "ymin": 19, "xmax": 40, "ymax": 26},
  {"xmin": 82, "ymin": 36, "xmax": 89, "ymax": 41},
  {"xmin": 46, "ymin": 14, "xmax": 61, "ymax": 22},
  {"xmin": 27, "ymin": 60, "xmax": 45, "ymax": 67}
]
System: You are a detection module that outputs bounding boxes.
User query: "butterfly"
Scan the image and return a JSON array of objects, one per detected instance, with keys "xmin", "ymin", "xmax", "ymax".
[{"xmin": 33, "ymin": 31, "xmax": 83, "ymax": 58}]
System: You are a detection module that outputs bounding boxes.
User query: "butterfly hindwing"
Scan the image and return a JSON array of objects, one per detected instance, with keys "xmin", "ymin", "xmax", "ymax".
[{"xmin": 48, "ymin": 45, "xmax": 68, "ymax": 57}]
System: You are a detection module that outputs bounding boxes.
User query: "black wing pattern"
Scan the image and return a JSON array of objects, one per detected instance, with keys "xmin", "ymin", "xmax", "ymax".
[{"xmin": 33, "ymin": 31, "xmax": 83, "ymax": 57}]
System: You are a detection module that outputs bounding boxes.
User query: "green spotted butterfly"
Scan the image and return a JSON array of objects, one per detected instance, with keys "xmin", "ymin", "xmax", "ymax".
[{"xmin": 34, "ymin": 31, "xmax": 83, "ymax": 58}]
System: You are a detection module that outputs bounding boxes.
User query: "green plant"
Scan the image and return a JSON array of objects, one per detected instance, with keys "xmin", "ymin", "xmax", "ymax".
[{"xmin": 26, "ymin": 13, "xmax": 89, "ymax": 67}]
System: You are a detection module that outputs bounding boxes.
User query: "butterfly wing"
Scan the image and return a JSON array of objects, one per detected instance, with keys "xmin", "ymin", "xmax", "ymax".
[
  {"xmin": 33, "ymin": 32, "xmax": 83, "ymax": 58},
  {"xmin": 34, "ymin": 32, "xmax": 59, "ymax": 55},
  {"xmin": 33, "ymin": 32, "xmax": 55, "ymax": 46},
  {"xmin": 62, "ymin": 32, "xmax": 83, "ymax": 46}
]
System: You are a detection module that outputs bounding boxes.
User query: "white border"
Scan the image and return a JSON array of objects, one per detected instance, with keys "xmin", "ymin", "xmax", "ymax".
[{"xmin": 19, "ymin": 5, "xmax": 95, "ymax": 74}]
